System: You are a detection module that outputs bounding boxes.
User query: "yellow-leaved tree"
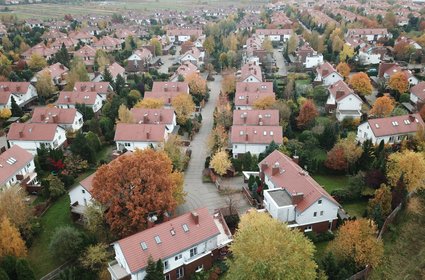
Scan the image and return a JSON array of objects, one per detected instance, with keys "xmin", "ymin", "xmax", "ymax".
[
  {"xmin": 388, "ymin": 72, "xmax": 409, "ymax": 94},
  {"xmin": 226, "ymin": 211, "xmax": 317, "ymax": 279},
  {"xmin": 369, "ymin": 95, "xmax": 395, "ymax": 117},
  {"xmin": 134, "ymin": 98, "xmax": 164, "ymax": 109},
  {"xmin": 253, "ymin": 96, "xmax": 275, "ymax": 109},
  {"xmin": 336, "ymin": 62, "xmax": 350, "ymax": 79},
  {"xmin": 328, "ymin": 219, "xmax": 383, "ymax": 268},
  {"xmin": 339, "ymin": 44, "xmax": 355, "ymax": 62},
  {"xmin": 210, "ymin": 149, "xmax": 232, "ymax": 176},
  {"xmin": 116, "ymin": 104, "xmax": 133, "ymax": 123},
  {"xmin": 387, "ymin": 149, "xmax": 425, "ymax": 192},
  {"xmin": 0, "ymin": 108, "xmax": 11, "ymax": 119},
  {"xmin": 171, "ymin": 93, "xmax": 195, "ymax": 125},
  {"xmin": 349, "ymin": 72, "xmax": 373, "ymax": 96},
  {"xmin": 0, "ymin": 216, "xmax": 27, "ymax": 258}
]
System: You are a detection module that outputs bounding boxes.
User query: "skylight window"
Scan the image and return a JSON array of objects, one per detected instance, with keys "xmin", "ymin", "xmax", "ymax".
[
  {"xmin": 182, "ymin": 224, "xmax": 189, "ymax": 232},
  {"xmin": 154, "ymin": 235, "xmax": 161, "ymax": 244},
  {"xmin": 141, "ymin": 242, "xmax": 148, "ymax": 250},
  {"xmin": 170, "ymin": 229, "xmax": 176, "ymax": 236}
]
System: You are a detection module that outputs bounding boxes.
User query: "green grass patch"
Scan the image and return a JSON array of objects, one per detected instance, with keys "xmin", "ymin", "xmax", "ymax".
[
  {"xmin": 314, "ymin": 240, "xmax": 330, "ymax": 261},
  {"xmin": 295, "ymin": 79, "xmax": 311, "ymax": 86},
  {"xmin": 342, "ymin": 200, "xmax": 367, "ymax": 218},
  {"xmin": 313, "ymin": 175, "xmax": 350, "ymax": 193},
  {"xmin": 96, "ymin": 144, "xmax": 114, "ymax": 164}
]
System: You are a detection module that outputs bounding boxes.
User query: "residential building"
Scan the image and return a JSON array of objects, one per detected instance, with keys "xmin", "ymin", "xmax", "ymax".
[
  {"xmin": 57, "ymin": 91, "xmax": 103, "ymax": 113},
  {"xmin": 180, "ymin": 47, "xmax": 205, "ymax": 66},
  {"xmin": 261, "ymin": 150, "xmax": 341, "ymax": 233},
  {"xmin": 73, "ymin": 45, "xmax": 97, "ymax": 70},
  {"xmin": 0, "ymin": 82, "xmax": 38, "ymax": 109},
  {"xmin": 0, "ymin": 145, "xmax": 39, "ymax": 189},
  {"xmin": 93, "ymin": 36, "xmax": 122, "ymax": 52},
  {"xmin": 410, "ymin": 81, "xmax": 425, "ymax": 109},
  {"xmin": 69, "ymin": 173, "xmax": 95, "ymax": 218},
  {"xmin": 378, "ymin": 63, "xmax": 418, "ymax": 86},
  {"xmin": 130, "ymin": 108, "xmax": 177, "ymax": 133},
  {"xmin": 144, "ymin": 82, "xmax": 190, "ymax": 107},
  {"xmin": 170, "ymin": 61, "xmax": 199, "ymax": 82},
  {"xmin": 126, "ymin": 48, "xmax": 154, "ymax": 74},
  {"xmin": 7, "ymin": 123, "xmax": 67, "ymax": 155},
  {"xmin": 232, "ymin": 110, "xmax": 279, "ymax": 126},
  {"xmin": 114, "ymin": 123, "xmax": 168, "ymax": 151},
  {"xmin": 21, "ymin": 43, "xmax": 57, "ymax": 61},
  {"xmin": 255, "ymin": 29, "xmax": 292, "ymax": 42},
  {"xmin": 32, "ymin": 63, "xmax": 69, "ymax": 87},
  {"xmin": 73, "ymin": 81, "xmax": 114, "ymax": 101},
  {"xmin": 166, "ymin": 29, "xmax": 203, "ymax": 44},
  {"xmin": 31, "ymin": 107, "xmax": 83, "ymax": 132},
  {"xmin": 234, "ymin": 82, "xmax": 275, "ymax": 110},
  {"xmin": 356, "ymin": 113, "xmax": 425, "ymax": 144},
  {"xmin": 345, "ymin": 28, "xmax": 391, "ymax": 42},
  {"xmin": 238, "ymin": 62, "xmax": 262, "ymax": 83},
  {"xmin": 314, "ymin": 62, "xmax": 343, "ymax": 86},
  {"xmin": 326, "ymin": 80, "xmax": 363, "ymax": 121},
  {"xmin": 295, "ymin": 44, "xmax": 324, "ymax": 69},
  {"xmin": 108, "ymin": 208, "xmax": 232, "ymax": 280},
  {"xmin": 231, "ymin": 125, "xmax": 282, "ymax": 158}
]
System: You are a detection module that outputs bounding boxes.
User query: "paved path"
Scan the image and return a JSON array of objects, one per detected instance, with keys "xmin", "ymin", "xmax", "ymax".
[
  {"xmin": 158, "ymin": 46, "xmax": 181, "ymax": 74},
  {"xmin": 273, "ymin": 48, "xmax": 288, "ymax": 76},
  {"xmin": 176, "ymin": 75, "xmax": 250, "ymax": 215}
]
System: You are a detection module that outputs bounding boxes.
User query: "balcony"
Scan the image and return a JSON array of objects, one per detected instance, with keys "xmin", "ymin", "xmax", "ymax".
[{"xmin": 107, "ymin": 260, "xmax": 130, "ymax": 280}]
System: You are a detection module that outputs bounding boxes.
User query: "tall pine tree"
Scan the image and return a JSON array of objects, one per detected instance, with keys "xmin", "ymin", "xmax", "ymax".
[{"xmin": 10, "ymin": 96, "xmax": 23, "ymax": 117}]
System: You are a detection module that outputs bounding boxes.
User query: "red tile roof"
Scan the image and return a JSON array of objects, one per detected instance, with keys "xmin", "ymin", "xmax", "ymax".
[
  {"xmin": 74, "ymin": 82, "xmax": 112, "ymax": 94},
  {"xmin": 367, "ymin": 113, "xmax": 425, "ymax": 137},
  {"xmin": 108, "ymin": 62, "xmax": 125, "ymax": 78},
  {"xmin": 328, "ymin": 80, "xmax": 357, "ymax": 101},
  {"xmin": 31, "ymin": 107, "xmax": 79, "ymax": 125},
  {"xmin": 0, "ymin": 145, "xmax": 34, "ymax": 185},
  {"xmin": 316, "ymin": 62, "xmax": 337, "ymax": 78},
  {"xmin": 37, "ymin": 63, "xmax": 68, "ymax": 78},
  {"xmin": 73, "ymin": 45, "xmax": 96, "ymax": 58},
  {"xmin": 167, "ymin": 29, "xmax": 203, "ymax": 37},
  {"xmin": 255, "ymin": 29, "xmax": 292, "ymax": 36},
  {"xmin": 7, "ymin": 123, "xmax": 61, "ymax": 141},
  {"xmin": 234, "ymin": 91, "xmax": 275, "ymax": 107},
  {"xmin": 240, "ymin": 62, "xmax": 262, "ymax": 82},
  {"xmin": 259, "ymin": 150, "xmax": 339, "ymax": 212},
  {"xmin": 80, "ymin": 173, "xmax": 95, "ymax": 193},
  {"xmin": 410, "ymin": 82, "xmax": 425, "ymax": 101},
  {"xmin": 232, "ymin": 110, "xmax": 279, "ymax": 126},
  {"xmin": 117, "ymin": 208, "xmax": 220, "ymax": 273},
  {"xmin": 114, "ymin": 123, "xmax": 166, "ymax": 142},
  {"xmin": 0, "ymin": 82, "xmax": 31, "ymax": 94},
  {"xmin": 236, "ymin": 82, "xmax": 273, "ymax": 94},
  {"xmin": 57, "ymin": 91, "xmax": 99, "ymax": 106},
  {"xmin": 93, "ymin": 36, "xmax": 122, "ymax": 48},
  {"xmin": 130, "ymin": 108, "xmax": 175, "ymax": 125},
  {"xmin": 231, "ymin": 125, "xmax": 282, "ymax": 144},
  {"xmin": 143, "ymin": 92, "xmax": 182, "ymax": 105},
  {"xmin": 347, "ymin": 28, "xmax": 388, "ymax": 36},
  {"xmin": 152, "ymin": 82, "xmax": 189, "ymax": 93}
]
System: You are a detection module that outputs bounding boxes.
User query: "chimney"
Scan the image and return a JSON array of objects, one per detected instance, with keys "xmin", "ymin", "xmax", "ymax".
[
  {"xmin": 322, "ymin": 69, "xmax": 329, "ymax": 76},
  {"xmin": 409, "ymin": 115, "xmax": 416, "ymax": 122},
  {"xmin": 81, "ymin": 85, "xmax": 87, "ymax": 91},
  {"xmin": 258, "ymin": 114, "xmax": 263, "ymax": 125},
  {"xmin": 16, "ymin": 86, "xmax": 21, "ymax": 92},
  {"xmin": 159, "ymin": 113, "xmax": 163, "ymax": 122},
  {"xmin": 260, "ymin": 162, "xmax": 268, "ymax": 172},
  {"xmin": 59, "ymin": 64, "xmax": 64, "ymax": 70},
  {"xmin": 293, "ymin": 155, "xmax": 299, "ymax": 165},
  {"xmin": 246, "ymin": 95, "xmax": 249, "ymax": 104},
  {"xmin": 191, "ymin": 211, "xmax": 199, "ymax": 224},
  {"xmin": 271, "ymin": 162, "xmax": 280, "ymax": 176},
  {"xmin": 168, "ymin": 97, "xmax": 171, "ymax": 104},
  {"xmin": 40, "ymin": 113, "xmax": 45, "ymax": 121},
  {"xmin": 164, "ymin": 86, "xmax": 168, "ymax": 92},
  {"xmin": 91, "ymin": 85, "xmax": 96, "ymax": 91},
  {"xmin": 19, "ymin": 131, "xmax": 23, "ymax": 138},
  {"xmin": 336, "ymin": 90, "xmax": 344, "ymax": 99},
  {"xmin": 143, "ymin": 113, "xmax": 149, "ymax": 123},
  {"xmin": 52, "ymin": 115, "xmax": 58, "ymax": 123},
  {"xmin": 146, "ymin": 130, "xmax": 150, "ymax": 139},
  {"xmin": 291, "ymin": 192, "xmax": 304, "ymax": 205},
  {"xmin": 245, "ymin": 132, "xmax": 248, "ymax": 141},
  {"xmin": 4, "ymin": 86, "xmax": 9, "ymax": 91}
]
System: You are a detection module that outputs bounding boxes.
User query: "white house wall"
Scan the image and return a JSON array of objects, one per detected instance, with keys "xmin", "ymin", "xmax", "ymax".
[
  {"xmin": 295, "ymin": 196, "xmax": 339, "ymax": 226},
  {"xmin": 232, "ymin": 143, "xmax": 268, "ymax": 157},
  {"xmin": 69, "ymin": 185, "xmax": 93, "ymax": 207}
]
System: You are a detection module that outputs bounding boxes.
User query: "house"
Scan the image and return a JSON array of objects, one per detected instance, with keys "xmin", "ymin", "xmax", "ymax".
[
  {"xmin": 108, "ymin": 208, "xmax": 232, "ymax": 280},
  {"xmin": 93, "ymin": 36, "xmax": 122, "ymax": 52},
  {"xmin": 232, "ymin": 110, "xmax": 279, "ymax": 126},
  {"xmin": 180, "ymin": 47, "xmax": 205, "ymax": 66},
  {"xmin": 130, "ymin": 108, "xmax": 177, "ymax": 133},
  {"xmin": 166, "ymin": 28, "xmax": 203, "ymax": 44},
  {"xmin": 21, "ymin": 43, "xmax": 57, "ymax": 61},
  {"xmin": 231, "ymin": 125, "xmax": 282, "ymax": 158},
  {"xmin": 144, "ymin": 82, "xmax": 190, "ymax": 107},
  {"xmin": 255, "ymin": 29, "xmax": 292, "ymax": 42},
  {"xmin": 239, "ymin": 62, "xmax": 263, "ymax": 83},
  {"xmin": 68, "ymin": 30, "xmax": 93, "ymax": 44},
  {"xmin": 314, "ymin": 62, "xmax": 343, "ymax": 86},
  {"xmin": 0, "ymin": 82, "xmax": 38, "ymax": 109},
  {"xmin": 73, "ymin": 82, "xmax": 114, "ymax": 101},
  {"xmin": 50, "ymin": 37, "xmax": 78, "ymax": 50},
  {"xmin": 73, "ymin": 45, "xmax": 97, "ymax": 70},
  {"xmin": 114, "ymin": 123, "xmax": 168, "ymax": 152},
  {"xmin": 410, "ymin": 81, "xmax": 425, "ymax": 109},
  {"xmin": 345, "ymin": 28, "xmax": 391, "ymax": 42},
  {"xmin": 326, "ymin": 80, "xmax": 363, "ymax": 121},
  {"xmin": 358, "ymin": 45, "xmax": 382, "ymax": 65},
  {"xmin": 356, "ymin": 113, "xmax": 425, "ymax": 144},
  {"xmin": 295, "ymin": 44, "xmax": 324, "ymax": 69},
  {"xmin": 31, "ymin": 107, "xmax": 83, "ymax": 132},
  {"xmin": 126, "ymin": 48, "xmax": 153, "ymax": 74},
  {"xmin": 93, "ymin": 63, "xmax": 126, "ymax": 83},
  {"xmin": 32, "ymin": 63, "xmax": 69, "ymax": 87},
  {"xmin": 7, "ymin": 123, "xmax": 67, "ymax": 155},
  {"xmin": 57, "ymin": 91, "xmax": 103, "ymax": 113},
  {"xmin": 170, "ymin": 61, "xmax": 199, "ymax": 82},
  {"xmin": 378, "ymin": 63, "xmax": 418, "ymax": 86},
  {"xmin": 69, "ymin": 173, "xmax": 95, "ymax": 218},
  {"xmin": 261, "ymin": 150, "xmax": 341, "ymax": 233},
  {"xmin": 234, "ymin": 82, "xmax": 275, "ymax": 110},
  {"xmin": 0, "ymin": 145, "xmax": 39, "ymax": 190}
]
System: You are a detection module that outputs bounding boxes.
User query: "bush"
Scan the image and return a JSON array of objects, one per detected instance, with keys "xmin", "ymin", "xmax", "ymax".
[
  {"xmin": 49, "ymin": 226, "xmax": 84, "ymax": 262},
  {"xmin": 204, "ymin": 156, "xmax": 211, "ymax": 169},
  {"xmin": 399, "ymin": 93, "xmax": 410, "ymax": 103},
  {"xmin": 331, "ymin": 189, "xmax": 358, "ymax": 203},
  {"xmin": 304, "ymin": 231, "xmax": 333, "ymax": 243}
]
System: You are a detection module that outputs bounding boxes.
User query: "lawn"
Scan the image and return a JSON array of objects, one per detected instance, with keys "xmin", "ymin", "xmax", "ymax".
[
  {"xmin": 342, "ymin": 200, "xmax": 367, "ymax": 218},
  {"xmin": 313, "ymin": 175, "xmax": 350, "ymax": 193},
  {"xmin": 370, "ymin": 194, "xmax": 425, "ymax": 279}
]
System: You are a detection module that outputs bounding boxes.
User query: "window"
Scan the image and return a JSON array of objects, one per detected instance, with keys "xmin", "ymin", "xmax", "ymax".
[
  {"xmin": 176, "ymin": 267, "xmax": 184, "ymax": 279},
  {"xmin": 190, "ymin": 247, "xmax": 197, "ymax": 257},
  {"xmin": 182, "ymin": 224, "xmax": 189, "ymax": 232},
  {"xmin": 124, "ymin": 142, "xmax": 131, "ymax": 147},
  {"xmin": 320, "ymin": 211, "xmax": 324, "ymax": 216},
  {"xmin": 164, "ymin": 260, "xmax": 169, "ymax": 270},
  {"xmin": 82, "ymin": 189, "xmax": 85, "ymax": 194},
  {"xmin": 195, "ymin": 265, "xmax": 203, "ymax": 272},
  {"xmin": 304, "ymin": 226, "xmax": 312, "ymax": 232},
  {"xmin": 154, "ymin": 235, "xmax": 161, "ymax": 244},
  {"xmin": 313, "ymin": 212, "xmax": 317, "ymax": 217},
  {"xmin": 140, "ymin": 242, "xmax": 148, "ymax": 250},
  {"xmin": 175, "ymin": 254, "xmax": 182, "ymax": 261},
  {"xmin": 164, "ymin": 274, "xmax": 171, "ymax": 280},
  {"xmin": 318, "ymin": 199, "xmax": 322, "ymax": 204}
]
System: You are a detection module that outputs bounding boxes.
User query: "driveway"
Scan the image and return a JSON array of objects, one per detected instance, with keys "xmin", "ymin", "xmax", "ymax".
[
  {"xmin": 176, "ymin": 75, "xmax": 251, "ymax": 215},
  {"xmin": 158, "ymin": 46, "xmax": 181, "ymax": 74},
  {"xmin": 273, "ymin": 48, "xmax": 287, "ymax": 76}
]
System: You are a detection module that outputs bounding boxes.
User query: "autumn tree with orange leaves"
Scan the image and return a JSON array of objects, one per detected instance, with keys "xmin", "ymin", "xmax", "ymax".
[
  {"xmin": 91, "ymin": 149, "xmax": 185, "ymax": 237},
  {"xmin": 296, "ymin": 99, "xmax": 318, "ymax": 128},
  {"xmin": 369, "ymin": 95, "xmax": 395, "ymax": 117},
  {"xmin": 134, "ymin": 98, "xmax": 164, "ymax": 109},
  {"xmin": 388, "ymin": 72, "xmax": 409, "ymax": 94},
  {"xmin": 328, "ymin": 219, "xmax": 384, "ymax": 268},
  {"xmin": 253, "ymin": 96, "xmax": 275, "ymax": 110},
  {"xmin": 325, "ymin": 145, "xmax": 347, "ymax": 171},
  {"xmin": 349, "ymin": 72, "xmax": 373, "ymax": 96},
  {"xmin": 186, "ymin": 73, "xmax": 207, "ymax": 102},
  {"xmin": 0, "ymin": 216, "xmax": 27, "ymax": 258},
  {"xmin": 336, "ymin": 62, "xmax": 350, "ymax": 79}
]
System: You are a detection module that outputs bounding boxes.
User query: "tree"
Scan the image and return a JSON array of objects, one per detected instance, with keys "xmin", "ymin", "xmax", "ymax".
[
  {"xmin": 221, "ymin": 73, "xmax": 236, "ymax": 95},
  {"xmin": 226, "ymin": 211, "xmax": 317, "ymax": 280},
  {"xmin": 0, "ymin": 216, "xmax": 27, "ymax": 258},
  {"xmin": 338, "ymin": 133, "xmax": 363, "ymax": 173},
  {"xmin": 369, "ymin": 95, "xmax": 395, "ymax": 117},
  {"xmin": 35, "ymin": 71, "xmax": 56, "ymax": 100},
  {"xmin": 150, "ymin": 38, "xmax": 162, "ymax": 56},
  {"xmin": 49, "ymin": 226, "xmax": 84, "ymax": 261},
  {"xmin": 114, "ymin": 74, "xmax": 126, "ymax": 94},
  {"xmin": 387, "ymin": 149, "xmax": 425, "ymax": 192},
  {"xmin": 79, "ymin": 243, "xmax": 111, "ymax": 272},
  {"xmin": 162, "ymin": 135, "xmax": 187, "ymax": 172},
  {"xmin": 297, "ymin": 99, "xmax": 318, "ymax": 128},
  {"xmin": 10, "ymin": 96, "xmax": 23, "ymax": 117},
  {"xmin": 127, "ymin": 89, "xmax": 141, "ymax": 107},
  {"xmin": 145, "ymin": 257, "xmax": 163, "ymax": 280},
  {"xmin": 84, "ymin": 202, "xmax": 109, "ymax": 241},
  {"xmin": 203, "ymin": 36, "xmax": 215, "ymax": 55},
  {"xmin": 95, "ymin": 50, "xmax": 109, "ymax": 73},
  {"xmin": 252, "ymin": 96, "xmax": 275, "ymax": 109},
  {"xmin": 171, "ymin": 93, "xmax": 195, "ymax": 125},
  {"xmin": 328, "ymin": 219, "xmax": 383, "ymax": 268},
  {"xmin": 27, "ymin": 53, "xmax": 47, "ymax": 71},
  {"xmin": 0, "ymin": 108, "xmax": 11, "ymax": 119},
  {"xmin": 368, "ymin": 184, "xmax": 392, "ymax": 217},
  {"xmin": 116, "ymin": 104, "xmax": 133, "ymax": 123},
  {"xmin": 54, "ymin": 43, "xmax": 70, "ymax": 68},
  {"xmin": 214, "ymin": 103, "xmax": 232, "ymax": 130},
  {"xmin": 0, "ymin": 54, "xmax": 11, "ymax": 77},
  {"xmin": 339, "ymin": 44, "xmax": 355, "ymax": 62},
  {"xmin": 383, "ymin": 11, "xmax": 397, "ymax": 29},
  {"xmin": 207, "ymin": 125, "xmax": 228, "ymax": 154},
  {"xmin": 388, "ymin": 72, "xmax": 409, "ymax": 95},
  {"xmin": 210, "ymin": 149, "xmax": 232, "ymax": 176},
  {"xmin": 271, "ymin": 100, "xmax": 291, "ymax": 130},
  {"xmin": 85, "ymin": 131, "xmax": 101, "ymax": 152},
  {"xmin": 134, "ymin": 98, "xmax": 164, "ymax": 109},
  {"xmin": 46, "ymin": 174, "xmax": 66, "ymax": 200},
  {"xmin": 102, "ymin": 68, "xmax": 113, "ymax": 83},
  {"xmin": 336, "ymin": 62, "xmax": 350, "ymax": 79},
  {"xmin": 325, "ymin": 145, "xmax": 347, "ymax": 171},
  {"xmin": 65, "ymin": 57, "xmax": 89, "ymax": 90},
  {"xmin": 15, "ymin": 259, "xmax": 35, "ymax": 280},
  {"xmin": 287, "ymin": 32, "xmax": 298, "ymax": 54},
  {"xmin": 91, "ymin": 149, "xmax": 185, "ymax": 237},
  {"xmin": 349, "ymin": 72, "xmax": 373, "ymax": 96},
  {"xmin": 262, "ymin": 37, "xmax": 273, "ymax": 52},
  {"xmin": 70, "ymin": 132, "xmax": 96, "ymax": 164},
  {"xmin": 186, "ymin": 73, "xmax": 207, "ymax": 99}
]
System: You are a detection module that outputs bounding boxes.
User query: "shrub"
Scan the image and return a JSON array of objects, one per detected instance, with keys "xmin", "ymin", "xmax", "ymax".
[
  {"xmin": 49, "ymin": 226, "xmax": 84, "ymax": 262},
  {"xmin": 399, "ymin": 93, "xmax": 410, "ymax": 103},
  {"xmin": 331, "ymin": 189, "xmax": 358, "ymax": 203}
]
